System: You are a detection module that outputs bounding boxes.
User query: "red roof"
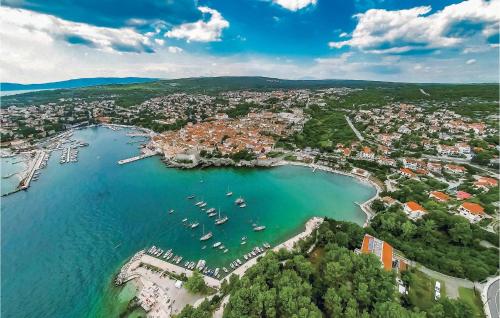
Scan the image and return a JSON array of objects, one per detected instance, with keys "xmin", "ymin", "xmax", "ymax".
[
  {"xmin": 361, "ymin": 234, "xmax": 393, "ymax": 271},
  {"xmin": 461, "ymin": 202, "xmax": 484, "ymax": 215},
  {"xmin": 430, "ymin": 191, "xmax": 450, "ymax": 202},
  {"xmin": 456, "ymin": 191, "xmax": 472, "ymax": 200},
  {"xmin": 405, "ymin": 201, "xmax": 425, "ymax": 212}
]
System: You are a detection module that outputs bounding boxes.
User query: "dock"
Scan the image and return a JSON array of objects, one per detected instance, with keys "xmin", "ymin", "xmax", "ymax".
[
  {"xmin": 118, "ymin": 153, "xmax": 156, "ymax": 165},
  {"xmin": 18, "ymin": 150, "xmax": 45, "ymax": 190}
]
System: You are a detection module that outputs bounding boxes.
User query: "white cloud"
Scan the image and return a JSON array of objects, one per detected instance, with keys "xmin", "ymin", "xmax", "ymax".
[
  {"xmin": 167, "ymin": 46, "xmax": 183, "ymax": 53},
  {"xmin": 329, "ymin": 0, "xmax": 500, "ymax": 54},
  {"xmin": 166, "ymin": 6, "xmax": 229, "ymax": 42},
  {"xmin": 466, "ymin": 58, "xmax": 476, "ymax": 64},
  {"xmin": 272, "ymin": 0, "xmax": 317, "ymax": 11},
  {"xmin": 0, "ymin": 7, "xmax": 154, "ymax": 53},
  {"xmin": 154, "ymin": 39, "xmax": 165, "ymax": 46}
]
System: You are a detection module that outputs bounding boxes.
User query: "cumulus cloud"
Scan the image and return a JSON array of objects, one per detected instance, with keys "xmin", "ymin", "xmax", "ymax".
[
  {"xmin": 329, "ymin": 0, "xmax": 500, "ymax": 54},
  {"xmin": 166, "ymin": 6, "xmax": 229, "ymax": 42},
  {"xmin": 466, "ymin": 58, "xmax": 477, "ymax": 64},
  {"xmin": 168, "ymin": 46, "xmax": 183, "ymax": 54},
  {"xmin": 0, "ymin": 7, "xmax": 155, "ymax": 54},
  {"xmin": 272, "ymin": 0, "xmax": 317, "ymax": 11}
]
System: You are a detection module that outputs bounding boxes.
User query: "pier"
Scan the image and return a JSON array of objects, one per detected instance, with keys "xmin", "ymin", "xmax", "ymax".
[
  {"xmin": 18, "ymin": 150, "xmax": 45, "ymax": 190},
  {"xmin": 118, "ymin": 148, "xmax": 157, "ymax": 165}
]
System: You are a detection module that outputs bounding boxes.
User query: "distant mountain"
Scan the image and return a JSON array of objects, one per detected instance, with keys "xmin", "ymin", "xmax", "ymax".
[{"xmin": 1, "ymin": 77, "xmax": 159, "ymax": 91}]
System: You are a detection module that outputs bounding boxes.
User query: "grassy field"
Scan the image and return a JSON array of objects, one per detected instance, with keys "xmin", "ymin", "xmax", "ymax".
[
  {"xmin": 458, "ymin": 287, "xmax": 485, "ymax": 318},
  {"xmin": 407, "ymin": 270, "xmax": 446, "ymax": 311}
]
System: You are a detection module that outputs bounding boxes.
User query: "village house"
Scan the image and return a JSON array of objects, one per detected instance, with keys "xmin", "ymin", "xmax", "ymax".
[
  {"xmin": 457, "ymin": 202, "xmax": 485, "ymax": 223},
  {"xmin": 429, "ymin": 191, "xmax": 450, "ymax": 202},
  {"xmin": 444, "ymin": 164, "xmax": 466, "ymax": 174},
  {"xmin": 403, "ymin": 201, "xmax": 427, "ymax": 220},
  {"xmin": 359, "ymin": 234, "xmax": 407, "ymax": 272},
  {"xmin": 358, "ymin": 147, "xmax": 375, "ymax": 160},
  {"xmin": 473, "ymin": 176, "xmax": 498, "ymax": 191},
  {"xmin": 399, "ymin": 168, "xmax": 417, "ymax": 179}
]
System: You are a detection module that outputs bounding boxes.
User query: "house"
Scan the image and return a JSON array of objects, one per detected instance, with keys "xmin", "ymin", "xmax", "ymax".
[
  {"xmin": 456, "ymin": 191, "xmax": 472, "ymax": 200},
  {"xmin": 427, "ymin": 162, "xmax": 442, "ymax": 174},
  {"xmin": 379, "ymin": 157, "xmax": 396, "ymax": 167},
  {"xmin": 402, "ymin": 158, "xmax": 419, "ymax": 170},
  {"xmin": 458, "ymin": 202, "xmax": 485, "ymax": 223},
  {"xmin": 473, "ymin": 177, "xmax": 498, "ymax": 191},
  {"xmin": 444, "ymin": 164, "xmax": 466, "ymax": 174},
  {"xmin": 360, "ymin": 234, "xmax": 394, "ymax": 271},
  {"xmin": 456, "ymin": 143, "xmax": 471, "ymax": 155},
  {"xmin": 403, "ymin": 201, "xmax": 427, "ymax": 220},
  {"xmin": 358, "ymin": 147, "xmax": 375, "ymax": 160},
  {"xmin": 437, "ymin": 144, "xmax": 459, "ymax": 156},
  {"xmin": 399, "ymin": 168, "xmax": 417, "ymax": 179},
  {"xmin": 429, "ymin": 191, "xmax": 450, "ymax": 202}
]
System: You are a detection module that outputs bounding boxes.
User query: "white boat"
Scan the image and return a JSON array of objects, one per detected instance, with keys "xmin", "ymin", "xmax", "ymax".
[
  {"xmin": 195, "ymin": 201, "xmax": 203, "ymax": 206},
  {"xmin": 241, "ymin": 241, "xmax": 247, "ymax": 245},
  {"xmin": 191, "ymin": 222, "xmax": 200, "ymax": 229},
  {"xmin": 213, "ymin": 242, "xmax": 222, "ymax": 248},
  {"xmin": 223, "ymin": 267, "xmax": 228, "ymax": 273},
  {"xmin": 254, "ymin": 225, "xmax": 266, "ymax": 231},
  {"xmin": 200, "ymin": 225, "xmax": 213, "ymax": 241},
  {"xmin": 226, "ymin": 187, "xmax": 233, "ymax": 196},
  {"xmin": 208, "ymin": 212, "xmax": 217, "ymax": 217},
  {"xmin": 206, "ymin": 208, "xmax": 216, "ymax": 213},
  {"xmin": 182, "ymin": 218, "xmax": 188, "ymax": 222},
  {"xmin": 215, "ymin": 210, "xmax": 228, "ymax": 225},
  {"xmin": 187, "ymin": 195, "xmax": 195, "ymax": 199},
  {"xmin": 199, "ymin": 202, "xmax": 207, "ymax": 208},
  {"xmin": 235, "ymin": 197, "xmax": 245, "ymax": 205},
  {"xmin": 239, "ymin": 203, "xmax": 246, "ymax": 208},
  {"xmin": 168, "ymin": 209, "xmax": 174, "ymax": 214},
  {"xmin": 223, "ymin": 249, "xmax": 228, "ymax": 253}
]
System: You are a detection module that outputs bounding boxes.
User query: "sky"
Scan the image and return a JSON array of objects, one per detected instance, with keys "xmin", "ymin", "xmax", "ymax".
[{"xmin": 1, "ymin": 0, "xmax": 499, "ymax": 83}]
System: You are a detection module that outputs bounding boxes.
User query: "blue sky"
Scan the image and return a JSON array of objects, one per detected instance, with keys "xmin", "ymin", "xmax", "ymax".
[{"xmin": 1, "ymin": 0, "xmax": 498, "ymax": 83}]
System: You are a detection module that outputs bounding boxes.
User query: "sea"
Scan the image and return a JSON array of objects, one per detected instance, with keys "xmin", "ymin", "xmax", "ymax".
[{"xmin": 0, "ymin": 126, "xmax": 375, "ymax": 317}]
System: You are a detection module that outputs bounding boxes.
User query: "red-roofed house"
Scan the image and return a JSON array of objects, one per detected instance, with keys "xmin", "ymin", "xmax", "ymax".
[
  {"xmin": 403, "ymin": 201, "xmax": 427, "ymax": 220},
  {"xmin": 429, "ymin": 191, "xmax": 450, "ymax": 202},
  {"xmin": 399, "ymin": 168, "xmax": 417, "ymax": 178},
  {"xmin": 474, "ymin": 177, "xmax": 498, "ymax": 191},
  {"xmin": 458, "ymin": 202, "xmax": 485, "ymax": 223},
  {"xmin": 456, "ymin": 191, "xmax": 472, "ymax": 200},
  {"xmin": 444, "ymin": 164, "xmax": 466, "ymax": 174},
  {"xmin": 359, "ymin": 147, "xmax": 375, "ymax": 160},
  {"xmin": 360, "ymin": 234, "xmax": 394, "ymax": 271}
]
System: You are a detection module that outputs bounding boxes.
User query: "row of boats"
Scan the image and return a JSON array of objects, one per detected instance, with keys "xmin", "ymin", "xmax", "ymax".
[
  {"xmin": 147, "ymin": 242, "xmax": 272, "ymax": 279},
  {"xmin": 59, "ymin": 147, "xmax": 79, "ymax": 164}
]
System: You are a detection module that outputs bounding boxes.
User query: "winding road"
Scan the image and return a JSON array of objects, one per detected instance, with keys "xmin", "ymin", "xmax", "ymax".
[{"xmin": 486, "ymin": 278, "xmax": 499, "ymax": 318}]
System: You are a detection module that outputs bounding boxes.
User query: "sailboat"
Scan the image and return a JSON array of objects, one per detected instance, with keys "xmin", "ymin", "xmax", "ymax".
[
  {"xmin": 200, "ymin": 224, "xmax": 213, "ymax": 241},
  {"xmin": 215, "ymin": 209, "xmax": 228, "ymax": 225},
  {"xmin": 226, "ymin": 186, "xmax": 233, "ymax": 196}
]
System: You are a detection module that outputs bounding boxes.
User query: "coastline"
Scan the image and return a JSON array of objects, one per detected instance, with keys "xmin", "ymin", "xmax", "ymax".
[{"xmin": 275, "ymin": 160, "xmax": 381, "ymax": 227}]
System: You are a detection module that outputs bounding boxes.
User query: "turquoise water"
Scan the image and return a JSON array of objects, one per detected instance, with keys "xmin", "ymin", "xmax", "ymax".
[
  {"xmin": 1, "ymin": 127, "xmax": 375, "ymax": 318},
  {"xmin": 0, "ymin": 155, "xmax": 27, "ymax": 195}
]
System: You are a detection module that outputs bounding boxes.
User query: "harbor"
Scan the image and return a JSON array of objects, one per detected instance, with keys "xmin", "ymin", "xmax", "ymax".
[
  {"xmin": 1, "ymin": 126, "xmax": 376, "ymax": 318},
  {"xmin": 114, "ymin": 217, "xmax": 323, "ymax": 316}
]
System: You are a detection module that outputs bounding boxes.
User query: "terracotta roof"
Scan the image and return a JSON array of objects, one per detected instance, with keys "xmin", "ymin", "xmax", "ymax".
[
  {"xmin": 405, "ymin": 201, "xmax": 425, "ymax": 212},
  {"xmin": 461, "ymin": 202, "xmax": 484, "ymax": 215},
  {"xmin": 361, "ymin": 234, "xmax": 393, "ymax": 271},
  {"xmin": 430, "ymin": 191, "xmax": 450, "ymax": 202},
  {"xmin": 400, "ymin": 168, "xmax": 416, "ymax": 176}
]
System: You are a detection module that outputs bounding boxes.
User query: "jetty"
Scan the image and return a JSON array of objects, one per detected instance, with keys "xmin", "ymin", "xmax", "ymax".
[
  {"xmin": 118, "ymin": 152, "xmax": 156, "ymax": 165},
  {"xmin": 18, "ymin": 150, "xmax": 45, "ymax": 190}
]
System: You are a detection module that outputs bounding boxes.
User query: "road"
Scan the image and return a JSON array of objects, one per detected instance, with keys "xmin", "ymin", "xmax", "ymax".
[
  {"xmin": 487, "ymin": 278, "xmax": 499, "ymax": 318},
  {"xmin": 422, "ymin": 154, "xmax": 499, "ymax": 178},
  {"xmin": 344, "ymin": 115, "xmax": 364, "ymax": 141},
  {"xmin": 416, "ymin": 264, "xmax": 473, "ymax": 299}
]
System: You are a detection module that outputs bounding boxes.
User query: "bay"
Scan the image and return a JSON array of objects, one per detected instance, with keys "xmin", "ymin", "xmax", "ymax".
[{"xmin": 0, "ymin": 126, "xmax": 375, "ymax": 317}]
